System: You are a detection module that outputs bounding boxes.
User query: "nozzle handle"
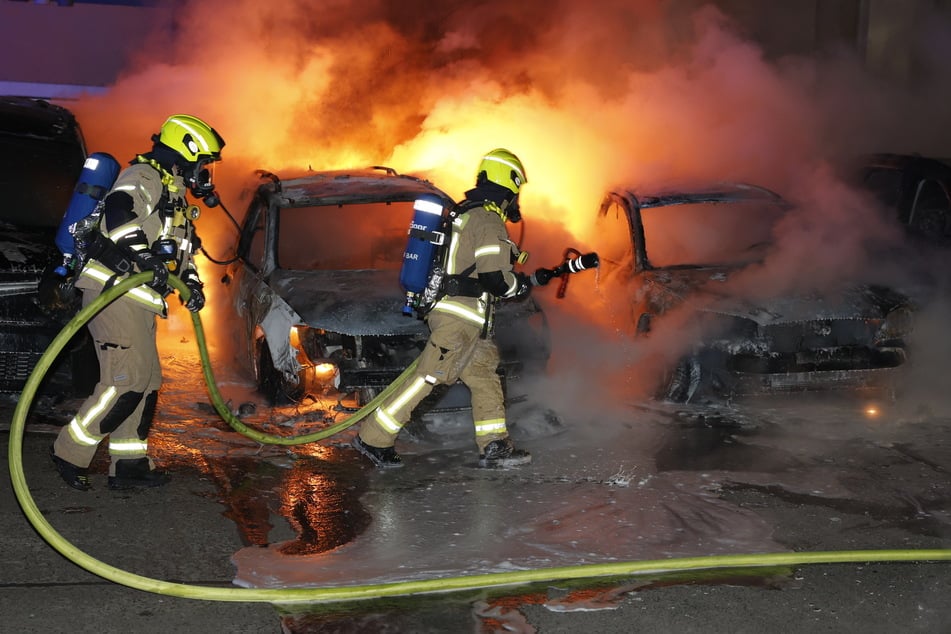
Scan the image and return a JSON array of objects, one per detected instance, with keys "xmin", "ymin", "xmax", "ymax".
[
  {"xmin": 552, "ymin": 251, "xmax": 599, "ymax": 276},
  {"xmin": 530, "ymin": 267, "xmax": 555, "ymax": 286},
  {"xmin": 566, "ymin": 252, "xmax": 599, "ymax": 273}
]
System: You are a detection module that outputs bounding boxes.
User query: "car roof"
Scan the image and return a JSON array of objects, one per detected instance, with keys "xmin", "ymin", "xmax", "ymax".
[
  {"xmin": 0, "ymin": 96, "xmax": 84, "ymax": 146},
  {"xmin": 858, "ymin": 152, "xmax": 951, "ymax": 180},
  {"xmin": 266, "ymin": 168, "xmax": 455, "ymax": 207},
  {"xmin": 615, "ymin": 182, "xmax": 788, "ymax": 209},
  {"xmin": 0, "ymin": 96, "xmax": 86, "ymax": 228}
]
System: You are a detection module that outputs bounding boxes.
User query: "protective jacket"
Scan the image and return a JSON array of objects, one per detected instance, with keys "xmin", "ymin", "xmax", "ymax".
[
  {"xmin": 75, "ymin": 161, "xmax": 201, "ymax": 317},
  {"xmin": 358, "ymin": 200, "xmax": 527, "ymax": 452},
  {"xmin": 432, "ymin": 203, "xmax": 524, "ymax": 332},
  {"xmin": 53, "ymin": 159, "xmax": 201, "ymax": 476}
]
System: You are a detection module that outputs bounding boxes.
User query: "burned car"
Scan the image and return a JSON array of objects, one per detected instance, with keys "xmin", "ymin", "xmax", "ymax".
[
  {"xmin": 592, "ymin": 182, "xmax": 913, "ymax": 403},
  {"xmin": 845, "ymin": 153, "xmax": 951, "ymax": 305},
  {"xmin": 0, "ymin": 96, "xmax": 96, "ymax": 396},
  {"xmin": 855, "ymin": 152, "xmax": 951, "ymax": 246},
  {"xmin": 219, "ymin": 168, "xmax": 551, "ymax": 413}
]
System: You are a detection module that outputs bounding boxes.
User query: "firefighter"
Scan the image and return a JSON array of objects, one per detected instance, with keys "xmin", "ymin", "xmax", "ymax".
[
  {"xmin": 354, "ymin": 148, "xmax": 545, "ymax": 469},
  {"xmin": 50, "ymin": 114, "xmax": 225, "ymax": 490}
]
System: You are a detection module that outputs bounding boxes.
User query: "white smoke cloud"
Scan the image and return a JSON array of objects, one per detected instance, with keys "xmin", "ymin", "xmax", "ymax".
[{"xmin": 60, "ymin": 0, "xmax": 951, "ymax": 405}]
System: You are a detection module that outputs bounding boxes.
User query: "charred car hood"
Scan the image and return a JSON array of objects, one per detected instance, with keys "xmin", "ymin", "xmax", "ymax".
[
  {"xmin": 0, "ymin": 223, "xmax": 56, "ymax": 296},
  {"xmin": 269, "ymin": 269, "xmax": 428, "ymax": 336},
  {"xmin": 645, "ymin": 266, "xmax": 908, "ymax": 324}
]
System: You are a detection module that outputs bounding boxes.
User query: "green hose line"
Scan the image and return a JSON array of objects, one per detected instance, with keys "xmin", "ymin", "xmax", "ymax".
[
  {"xmin": 8, "ymin": 271, "xmax": 951, "ymax": 605},
  {"xmin": 182, "ymin": 273, "xmax": 417, "ymax": 445}
]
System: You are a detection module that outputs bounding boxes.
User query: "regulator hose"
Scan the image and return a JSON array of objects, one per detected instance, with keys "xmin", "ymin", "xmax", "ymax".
[{"xmin": 8, "ymin": 271, "xmax": 951, "ymax": 605}]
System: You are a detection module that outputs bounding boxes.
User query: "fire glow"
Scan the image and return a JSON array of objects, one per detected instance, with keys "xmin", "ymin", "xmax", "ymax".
[
  {"xmin": 68, "ymin": 1, "xmax": 865, "ymax": 256},
  {"xmin": 57, "ymin": 0, "xmax": 942, "ymax": 405}
]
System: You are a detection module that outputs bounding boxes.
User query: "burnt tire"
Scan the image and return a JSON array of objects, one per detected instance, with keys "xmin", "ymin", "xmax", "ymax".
[{"xmin": 661, "ymin": 356, "xmax": 702, "ymax": 403}]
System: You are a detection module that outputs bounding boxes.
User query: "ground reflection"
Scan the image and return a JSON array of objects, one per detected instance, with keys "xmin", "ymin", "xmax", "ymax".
[
  {"xmin": 277, "ymin": 459, "xmax": 371, "ymax": 555},
  {"xmin": 145, "ymin": 334, "xmax": 373, "ymax": 556},
  {"xmin": 164, "ymin": 446, "xmax": 371, "ymax": 555},
  {"xmin": 112, "ymin": 326, "xmax": 950, "ymax": 633}
]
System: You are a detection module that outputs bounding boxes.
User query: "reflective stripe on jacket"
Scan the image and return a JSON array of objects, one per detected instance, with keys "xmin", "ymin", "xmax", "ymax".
[
  {"xmin": 75, "ymin": 163, "xmax": 197, "ymax": 316},
  {"xmin": 431, "ymin": 205, "xmax": 520, "ymax": 325}
]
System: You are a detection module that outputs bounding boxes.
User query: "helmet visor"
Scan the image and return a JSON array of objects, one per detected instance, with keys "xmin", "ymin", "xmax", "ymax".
[
  {"xmin": 187, "ymin": 157, "xmax": 217, "ymax": 198},
  {"xmin": 504, "ymin": 194, "xmax": 521, "ymax": 223}
]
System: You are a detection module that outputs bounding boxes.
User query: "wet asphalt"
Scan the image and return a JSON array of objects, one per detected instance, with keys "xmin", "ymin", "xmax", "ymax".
[{"xmin": 2, "ymin": 387, "xmax": 951, "ymax": 633}]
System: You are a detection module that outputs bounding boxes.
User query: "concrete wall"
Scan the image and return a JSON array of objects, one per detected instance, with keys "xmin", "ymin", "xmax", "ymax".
[
  {"xmin": 1, "ymin": 0, "xmax": 947, "ymax": 97},
  {"xmin": 713, "ymin": 0, "xmax": 951, "ymax": 86},
  {"xmin": 0, "ymin": 1, "xmax": 172, "ymax": 98}
]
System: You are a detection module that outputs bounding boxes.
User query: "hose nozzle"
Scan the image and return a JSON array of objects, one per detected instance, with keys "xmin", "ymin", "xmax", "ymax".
[
  {"xmin": 552, "ymin": 252, "xmax": 599, "ymax": 277},
  {"xmin": 530, "ymin": 249, "xmax": 600, "ymax": 290}
]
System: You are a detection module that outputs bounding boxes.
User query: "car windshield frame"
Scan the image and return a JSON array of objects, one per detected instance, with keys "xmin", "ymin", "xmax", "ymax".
[
  {"xmin": 620, "ymin": 185, "xmax": 789, "ymax": 270},
  {"xmin": 275, "ymin": 199, "xmax": 416, "ymax": 272},
  {"xmin": 638, "ymin": 198, "xmax": 787, "ymax": 269}
]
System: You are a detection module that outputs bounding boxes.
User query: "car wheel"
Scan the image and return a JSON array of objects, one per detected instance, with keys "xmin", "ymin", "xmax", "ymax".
[
  {"xmin": 662, "ymin": 356, "xmax": 702, "ymax": 403},
  {"xmin": 357, "ymin": 387, "xmax": 379, "ymax": 408},
  {"xmin": 257, "ymin": 341, "xmax": 293, "ymax": 406},
  {"xmin": 636, "ymin": 313, "xmax": 652, "ymax": 335}
]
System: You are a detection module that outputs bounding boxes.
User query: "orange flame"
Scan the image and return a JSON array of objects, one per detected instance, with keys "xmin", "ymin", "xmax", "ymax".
[{"xmin": 59, "ymin": 0, "xmax": 927, "ymax": 402}]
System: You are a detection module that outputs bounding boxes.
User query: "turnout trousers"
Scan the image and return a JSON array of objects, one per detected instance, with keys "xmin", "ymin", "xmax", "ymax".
[
  {"xmin": 53, "ymin": 289, "xmax": 163, "ymax": 476},
  {"xmin": 359, "ymin": 311, "xmax": 509, "ymax": 452}
]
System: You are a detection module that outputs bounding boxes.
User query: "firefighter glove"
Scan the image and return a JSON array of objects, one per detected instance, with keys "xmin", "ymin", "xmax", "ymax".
[
  {"xmin": 181, "ymin": 270, "xmax": 205, "ymax": 312},
  {"xmin": 137, "ymin": 252, "xmax": 169, "ymax": 294},
  {"xmin": 531, "ymin": 267, "xmax": 554, "ymax": 286}
]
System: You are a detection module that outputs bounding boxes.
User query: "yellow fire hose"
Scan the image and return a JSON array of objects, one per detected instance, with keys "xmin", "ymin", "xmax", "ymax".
[{"xmin": 8, "ymin": 271, "xmax": 951, "ymax": 605}]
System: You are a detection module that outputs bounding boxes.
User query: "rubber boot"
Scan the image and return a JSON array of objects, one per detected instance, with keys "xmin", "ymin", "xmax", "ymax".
[
  {"xmin": 478, "ymin": 438, "xmax": 531, "ymax": 468},
  {"xmin": 352, "ymin": 435, "xmax": 403, "ymax": 468},
  {"xmin": 108, "ymin": 458, "xmax": 171, "ymax": 490},
  {"xmin": 50, "ymin": 446, "xmax": 91, "ymax": 491}
]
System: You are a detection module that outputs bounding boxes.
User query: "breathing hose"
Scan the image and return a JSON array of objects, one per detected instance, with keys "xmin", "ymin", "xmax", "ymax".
[{"xmin": 8, "ymin": 271, "xmax": 951, "ymax": 605}]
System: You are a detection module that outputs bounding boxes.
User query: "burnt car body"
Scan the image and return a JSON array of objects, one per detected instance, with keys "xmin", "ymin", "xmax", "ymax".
[
  {"xmin": 849, "ymin": 153, "xmax": 951, "ymax": 305},
  {"xmin": 220, "ymin": 168, "xmax": 551, "ymax": 414},
  {"xmin": 0, "ymin": 96, "xmax": 96, "ymax": 396},
  {"xmin": 592, "ymin": 182, "xmax": 913, "ymax": 403},
  {"xmin": 855, "ymin": 152, "xmax": 951, "ymax": 246}
]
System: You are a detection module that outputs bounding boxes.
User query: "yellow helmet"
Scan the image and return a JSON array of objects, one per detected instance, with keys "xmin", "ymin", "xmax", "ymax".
[
  {"xmin": 156, "ymin": 114, "xmax": 225, "ymax": 164},
  {"xmin": 477, "ymin": 148, "xmax": 526, "ymax": 195}
]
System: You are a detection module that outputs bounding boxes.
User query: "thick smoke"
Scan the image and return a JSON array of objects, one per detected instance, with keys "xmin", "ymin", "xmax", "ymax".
[
  {"xmin": 64, "ymin": 0, "xmax": 951, "ymax": 413},
  {"xmin": 70, "ymin": 1, "xmax": 951, "ymax": 238}
]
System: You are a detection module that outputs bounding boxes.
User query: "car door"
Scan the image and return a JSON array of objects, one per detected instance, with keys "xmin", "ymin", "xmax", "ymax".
[
  {"xmin": 223, "ymin": 194, "xmax": 275, "ymax": 373},
  {"xmin": 593, "ymin": 193, "xmax": 649, "ymax": 334}
]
